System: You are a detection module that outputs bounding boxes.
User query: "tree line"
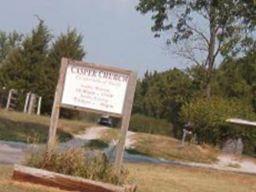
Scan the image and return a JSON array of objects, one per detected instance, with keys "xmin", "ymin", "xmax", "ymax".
[
  {"xmin": 0, "ymin": 20, "xmax": 85, "ymax": 114},
  {"xmin": 133, "ymin": 52, "xmax": 256, "ymax": 155},
  {"xmin": 134, "ymin": 0, "xmax": 256, "ymax": 155}
]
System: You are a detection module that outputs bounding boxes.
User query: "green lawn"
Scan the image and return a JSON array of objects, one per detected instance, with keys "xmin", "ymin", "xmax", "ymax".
[{"xmin": 0, "ymin": 109, "xmax": 94, "ymax": 143}]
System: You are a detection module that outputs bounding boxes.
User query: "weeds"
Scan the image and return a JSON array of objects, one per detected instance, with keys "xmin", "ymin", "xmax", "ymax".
[{"xmin": 26, "ymin": 147, "xmax": 128, "ymax": 185}]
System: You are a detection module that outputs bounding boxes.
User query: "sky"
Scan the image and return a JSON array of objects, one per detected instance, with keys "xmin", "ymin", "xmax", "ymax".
[{"xmin": 0, "ymin": 0, "xmax": 185, "ymax": 76}]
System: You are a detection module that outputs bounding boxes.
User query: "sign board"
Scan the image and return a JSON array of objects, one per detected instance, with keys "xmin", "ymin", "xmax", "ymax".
[
  {"xmin": 48, "ymin": 58, "xmax": 137, "ymax": 174},
  {"xmin": 61, "ymin": 64, "xmax": 129, "ymax": 115}
]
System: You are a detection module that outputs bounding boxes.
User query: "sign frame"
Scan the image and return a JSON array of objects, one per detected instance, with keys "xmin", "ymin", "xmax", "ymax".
[
  {"xmin": 60, "ymin": 60, "xmax": 132, "ymax": 117},
  {"xmin": 47, "ymin": 58, "xmax": 137, "ymax": 174}
]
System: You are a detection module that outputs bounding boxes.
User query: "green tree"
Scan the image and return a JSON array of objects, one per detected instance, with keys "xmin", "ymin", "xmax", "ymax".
[
  {"xmin": 45, "ymin": 29, "xmax": 86, "ymax": 115},
  {"xmin": 0, "ymin": 31, "xmax": 22, "ymax": 64},
  {"xmin": 215, "ymin": 59, "xmax": 251, "ymax": 100},
  {"xmin": 1, "ymin": 23, "xmax": 86, "ymax": 115},
  {"xmin": 0, "ymin": 20, "xmax": 51, "ymax": 109},
  {"xmin": 136, "ymin": 0, "xmax": 256, "ymax": 98},
  {"xmin": 180, "ymin": 96, "xmax": 256, "ymax": 155},
  {"xmin": 134, "ymin": 68, "xmax": 193, "ymax": 136},
  {"xmin": 216, "ymin": 51, "xmax": 256, "ymax": 111}
]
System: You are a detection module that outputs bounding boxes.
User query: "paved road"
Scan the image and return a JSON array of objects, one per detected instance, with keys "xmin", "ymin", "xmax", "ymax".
[{"xmin": 0, "ymin": 141, "xmax": 27, "ymax": 164}]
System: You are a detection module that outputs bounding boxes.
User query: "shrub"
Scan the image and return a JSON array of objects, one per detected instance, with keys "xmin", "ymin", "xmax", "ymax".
[
  {"xmin": 129, "ymin": 114, "xmax": 172, "ymax": 136},
  {"xmin": 179, "ymin": 97, "xmax": 256, "ymax": 155},
  {"xmin": 26, "ymin": 147, "xmax": 128, "ymax": 185}
]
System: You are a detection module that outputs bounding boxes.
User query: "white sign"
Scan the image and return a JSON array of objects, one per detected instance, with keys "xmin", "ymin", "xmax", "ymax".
[{"xmin": 61, "ymin": 64, "xmax": 129, "ymax": 114}]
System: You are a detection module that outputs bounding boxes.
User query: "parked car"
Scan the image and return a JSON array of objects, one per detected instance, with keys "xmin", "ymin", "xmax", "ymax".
[{"xmin": 97, "ymin": 115, "xmax": 113, "ymax": 127}]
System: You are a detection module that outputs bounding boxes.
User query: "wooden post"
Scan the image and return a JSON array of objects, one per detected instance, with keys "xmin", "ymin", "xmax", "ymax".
[
  {"xmin": 181, "ymin": 129, "xmax": 187, "ymax": 146},
  {"xmin": 114, "ymin": 72, "xmax": 137, "ymax": 174},
  {"xmin": 24, "ymin": 92, "xmax": 31, "ymax": 113},
  {"xmin": 37, "ymin": 96, "xmax": 42, "ymax": 115},
  {"xmin": 28, "ymin": 93, "xmax": 36, "ymax": 115},
  {"xmin": 6, "ymin": 89, "xmax": 14, "ymax": 110},
  {"xmin": 47, "ymin": 58, "xmax": 68, "ymax": 150}
]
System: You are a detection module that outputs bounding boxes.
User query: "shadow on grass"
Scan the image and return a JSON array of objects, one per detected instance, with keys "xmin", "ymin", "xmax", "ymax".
[
  {"xmin": 125, "ymin": 148, "xmax": 148, "ymax": 156},
  {"xmin": 0, "ymin": 117, "xmax": 72, "ymax": 143},
  {"xmin": 85, "ymin": 139, "xmax": 109, "ymax": 150}
]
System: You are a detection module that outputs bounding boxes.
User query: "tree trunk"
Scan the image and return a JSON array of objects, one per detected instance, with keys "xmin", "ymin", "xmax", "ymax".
[
  {"xmin": 206, "ymin": 3, "xmax": 216, "ymax": 99},
  {"xmin": 206, "ymin": 83, "xmax": 211, "ymax": 99}
]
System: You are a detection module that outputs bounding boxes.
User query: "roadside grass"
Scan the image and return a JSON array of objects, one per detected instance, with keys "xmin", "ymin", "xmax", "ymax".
[
  {"xmin": 127, "ymin": 163, "xmax": 256, "ymax": 192},
  {"xmin": 85, "ymin": 139, "xmax": 109, "ymax": 150},
  {"xmin": 0, "ymin": 163, "xmax": 255, "ymax": 192},
  {"xmin": 0, "ymin": 109, "xmax": 94, "ymax": 143},
  {"xmin": 102, "ymin": 129, "xmax": 218, "ymax": 163},
  {"xmin": 26, "ymin": 147, "xmax": 127, "ymax": 185},
  {"xmin": 131, "ymin": 133, "xmax": 219, "ymax": 163},
  {"xmin": 101, "ymin": 128, "xmax": 120, "ymax": 143}
]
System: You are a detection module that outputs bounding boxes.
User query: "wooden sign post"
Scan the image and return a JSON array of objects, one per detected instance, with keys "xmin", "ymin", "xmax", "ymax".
[{"xmin": 47, "ymin": 58, "xmax": 137, "ymax": 173}]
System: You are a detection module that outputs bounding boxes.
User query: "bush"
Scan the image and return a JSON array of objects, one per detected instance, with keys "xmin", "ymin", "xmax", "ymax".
[
  {"xmin": 129, "ymin": 114, "xmax": 172, "ymax": 136},
  {"xmin": 26, "ymin": 147, "xmax": 128, "ymax": 185},
  {"xmin": 179, "ymin": 97, "xmax": 256, "ymax": 155}
]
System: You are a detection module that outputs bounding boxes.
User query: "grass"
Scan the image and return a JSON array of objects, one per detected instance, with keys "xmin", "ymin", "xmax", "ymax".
[
  {"xmin": 85, "ymin": 139, "xmax": 109, "ymax": 150},
  {"xmin": 0, "ymin": 109, "xmax": 218, "ymax": 163},
  {"xmin": 130, "ymin": 133, "xmax": 219, "ymax": 163},
  {"xmin": 101, "ymin": 129, "xmax": 219, "ymax": 163},
  {"xmin": 26, "ymin": 148, "xmax": 127, "ymax": 185},
  {"xmin": 0, "ymin": 163, "xmax": 255, "ymax": 192},
  {"xmin": 101, "ymin": 128, "xmax": 120, "ymax": 143},
  {"xmin": 0, "ymin": 109, "xmax": 94, "ymax": 143},
  {"xmin": 127, "ymin": 163, "xmax": 256, "ymax": 192}
]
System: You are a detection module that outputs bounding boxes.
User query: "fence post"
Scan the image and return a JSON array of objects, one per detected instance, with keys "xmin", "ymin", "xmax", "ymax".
[
  {"xmin": 24, "ymin": 92, "xmax": 31, "ymax": 113},
  {"xmin": 28, "ymin": 93, "xmax": 36, "ymax": 114},
  {"xmin": 6, "ymin": 89, "xmax": 14, "ymax": 110},
  {"xmin": 37, "ymin": 96, "xmax": 42, "ymax": 115}
]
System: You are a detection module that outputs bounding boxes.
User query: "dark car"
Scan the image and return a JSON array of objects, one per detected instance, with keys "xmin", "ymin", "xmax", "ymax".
[{"xmin": 97, "ymin": 115, "xmax": 113, "ymax": 127}]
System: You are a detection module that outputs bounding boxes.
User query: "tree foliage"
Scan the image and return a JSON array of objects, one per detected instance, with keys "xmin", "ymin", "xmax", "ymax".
[
  {"xmin": 0, "ymin": 31, "xmax": 22, "ymax": 64},
  {"xmin": 136, "ymin": 0, "xmax": 256, "ymax": 97},
  {"xmin": 180, "ymin": 96, "xmax": 256, "ymax": 155},
  {"xmin": 135, "ymin": 50, "xmax": 256, "ymax": 155},
  {"xmin": 45, "ymin": 29, "xmax": 86, "ymax": 114},
  {"xmin": 0, "ymin": 21, "xmax": 86, "ymax": 114},
  {"xmin": 0, "ymin": 21, "xmax": 51, "ymax": 92},
  {"xmin": 134, "ymin": 68, "xmax": 193, "ymax": 121}
]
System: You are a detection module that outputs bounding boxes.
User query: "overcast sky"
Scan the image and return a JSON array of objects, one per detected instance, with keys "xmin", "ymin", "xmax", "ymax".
[{"xmin": 0, "ymin": 0, "xmax": 186, "ymax": 76}]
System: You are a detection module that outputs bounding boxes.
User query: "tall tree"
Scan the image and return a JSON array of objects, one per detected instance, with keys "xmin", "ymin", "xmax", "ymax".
[
  {"xmin": 137, "ymin": 0, "xmax": 256, "ymax": 98},
  {"xmin": 0, "ymin": 31, "xmax": 22, "ymax": 64},
  {"xmin": 0, "ymin": 20, "xmax": 51, "ymax": 109},
  {"xmin": 135, "ymin": 69, "xmax": 193, "ymax": 119},
  {"xmin": 45, "ymin": 29, "xmax": 86, "ymax": 114}
]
